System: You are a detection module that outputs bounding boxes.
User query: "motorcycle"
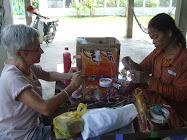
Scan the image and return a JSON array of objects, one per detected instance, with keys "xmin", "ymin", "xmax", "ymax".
[{"xmin": 26, "ymin": 6, "xmax": 59, "ymax": 44}]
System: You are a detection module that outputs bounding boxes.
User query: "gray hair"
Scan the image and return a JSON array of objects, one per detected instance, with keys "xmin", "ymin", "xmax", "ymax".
[{"xmin": 2, "ymin": 24, "xmax": 40, "ymax": 59}]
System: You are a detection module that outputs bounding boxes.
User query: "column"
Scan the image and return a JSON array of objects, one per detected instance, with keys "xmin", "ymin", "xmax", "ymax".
[
  {"xmin": 125, "ymin": 0, "xmax": 134, "ymax": 38},
  {"xmin": 24, "ymin": 0, "xmax": 32, "ymax": 25},
  {"xmin": 175, "ymin": 0, "xmax": 187, "ymax": 38}
]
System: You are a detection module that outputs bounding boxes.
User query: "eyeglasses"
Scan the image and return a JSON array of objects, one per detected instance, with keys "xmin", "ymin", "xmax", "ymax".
[{"xmin": 19, "ymin": 48, "xmax": 42, "ymax": 53}]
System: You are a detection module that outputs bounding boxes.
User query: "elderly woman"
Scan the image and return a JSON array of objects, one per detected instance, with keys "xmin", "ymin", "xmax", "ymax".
[
  {"xmin": 0, "ymin": 24, "xmax": 82, "ymax": 140},
  {"xmin": 122, "ymin": 13, "xmax": 187, "ymax": 129}
]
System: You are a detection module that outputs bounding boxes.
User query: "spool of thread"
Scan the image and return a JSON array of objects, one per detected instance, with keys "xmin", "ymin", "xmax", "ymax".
[
  {"xmin": 88, "ymin": 75, "xmax": 97, "ymax": 80},
  {"xmin": 149, "ymin": 107, "xmax": 170, "ymax": 124},
  {"xmin": 99, "ymin": 78, "xmax": 112, "ymax": 87}
]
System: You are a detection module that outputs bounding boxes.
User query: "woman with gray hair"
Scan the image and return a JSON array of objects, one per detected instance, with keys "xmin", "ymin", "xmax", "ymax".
[{"xmin": 0, "ymin": 24, "xmax": 82, "ymax": 140}]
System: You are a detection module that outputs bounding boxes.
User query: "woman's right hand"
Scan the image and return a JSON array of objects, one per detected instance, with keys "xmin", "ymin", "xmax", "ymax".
[
  {"xmin": 69, "ymin": 71, "xmax": 83, "ymax": 90},
  {"xmin": 122, "ymin": 56, "xmax": 133, "ymax": 70}
]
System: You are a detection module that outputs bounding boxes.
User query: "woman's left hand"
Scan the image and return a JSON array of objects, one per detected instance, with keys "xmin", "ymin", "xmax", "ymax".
[
  {"xmin": 130, "ymin": 69, "xmax": 151, "ymax": 84},
  {"xmin": 68, "ymin": 96, "xmax": 81, "ymax": 105},
  {"xmin": 69, "ymin": 71, "xmax": 83, "ymax": 90}
]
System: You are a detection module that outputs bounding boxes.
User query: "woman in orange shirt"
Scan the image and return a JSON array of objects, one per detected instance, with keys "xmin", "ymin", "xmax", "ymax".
[{"xmin": 122, "ymin": 13, "xmax": 187, "ymax": 128}]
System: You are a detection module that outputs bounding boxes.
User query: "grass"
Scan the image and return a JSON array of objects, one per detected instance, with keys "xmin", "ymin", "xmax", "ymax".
[
  {"xmin": 55, "ymin": 15, "xmax": 154, "ymax": 26},
  {"xmin": 135, "ymin": 16, "xmax": 153, "ymax": 25}
]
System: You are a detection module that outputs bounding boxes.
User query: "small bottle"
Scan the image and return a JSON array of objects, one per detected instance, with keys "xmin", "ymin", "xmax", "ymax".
[{"xmin": 63, "ymin": 47, "xmax": 71, "ymax": 85}]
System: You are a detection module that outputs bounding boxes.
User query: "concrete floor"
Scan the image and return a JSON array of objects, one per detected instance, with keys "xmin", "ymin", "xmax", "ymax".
[{"xmin": 38, "ymin": 17, "xmax": 155, "ymax": 99}]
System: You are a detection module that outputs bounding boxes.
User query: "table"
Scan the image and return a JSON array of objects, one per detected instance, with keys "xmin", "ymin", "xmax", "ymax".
[
  {"xmin": 51, "ymin": 102, "xmax": 187, "ymax": 140},
  {"xmin": 51, "ymin": 63, "xmax": 187, "ymax": 140}
]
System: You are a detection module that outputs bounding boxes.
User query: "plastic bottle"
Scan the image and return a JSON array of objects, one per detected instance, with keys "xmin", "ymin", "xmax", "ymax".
[{"xmin": 63, "ymin": 47, "xmax": 71, "ymax": 85}]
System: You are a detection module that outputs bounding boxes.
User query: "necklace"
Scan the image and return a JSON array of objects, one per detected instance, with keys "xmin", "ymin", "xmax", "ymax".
[{"xmin": 162, "ymin": 55, "xmax": 171, "ymax": 65}]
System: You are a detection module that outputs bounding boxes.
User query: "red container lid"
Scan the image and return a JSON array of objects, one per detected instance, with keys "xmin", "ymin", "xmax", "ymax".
[{"xmin": 65, "ymin": 47, "xmax": 68, "ymax": 50}]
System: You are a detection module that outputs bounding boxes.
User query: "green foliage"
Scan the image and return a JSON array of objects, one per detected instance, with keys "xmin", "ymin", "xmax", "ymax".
[
  {"xmin": 50, "ymin": 4, "xmax": 56, "ymax": 8},
  {"xmin": 120, "ymin": 0, "xmax": 127, "ymax": 7},
  {"xmin": 134, "ymin": 0, "xmax": 143, "ymax": 7},
  {"xmin": 159, "ymin": 0, "xmax": 169, "ymax": 7},
  {"xmin": 136, "ymin": 16, "xmax": 153, "ymax": 25},
  {"xmin": 85, "ymin": 0, "xmax": 101, "ymax": 17},
  {"xmin": 12, "ymin": 0, "xmax": 25, "ymax": 16},
  {"xmin": 172, "ymin": 0, "xmax": 177, "ymax": 7},
  {"xmin": 72, "ymin": 3, "xmax": 86, "ymax": 12},
  {"xmin": 86, "ymin": 0, "xmax": 101, "ymax": 9},
  {"xmin": 72, "ymin": 2, "xmax": 86, "ymax": 18},
  {"xmin": 146, "ymin": 0, "xmax": 158, "ymax": 7},
  {"xmin": 32, "ymin": 0, "xmax": 39, "ymax": 9},
  {"xmin": 96, "ymin": 0, "xmax": 105, "ymax": 7},
  {"xmin": 106, "ymin": 0, "xmax": 117, "ymax": 7},
  {"xmin": 87, "ymin": 0, "xmax": 95, "ymax": 9}
]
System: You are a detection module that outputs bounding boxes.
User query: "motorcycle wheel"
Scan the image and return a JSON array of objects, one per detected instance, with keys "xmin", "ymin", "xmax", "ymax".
[
  {"xmin": 46, "ymin": 36, "xmax": 54, "ymax": 43},
  {"xmin": 45, "ymin": 27, "xmax": 56, "ymax": 44}
]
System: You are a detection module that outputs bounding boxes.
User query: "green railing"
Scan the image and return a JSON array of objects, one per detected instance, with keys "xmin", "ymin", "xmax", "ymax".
[{"xmin": 12, "ymin": 0, "xmax": 25, "ymax": 20}]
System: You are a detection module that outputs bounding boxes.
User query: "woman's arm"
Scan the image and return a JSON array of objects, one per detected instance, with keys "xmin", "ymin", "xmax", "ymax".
[
  {"xmin": 149, "ymin": 72, "xmax": 187, "ymax": 102},
  {"xmin": 40, "ymin": 67, "xmax": 79, "ymax": 81},
  {"xmin": 40, "ymin": 70, "xmax": 72, "ymax": 81},
  {"xmin": 16, "ymin": 71, "xmax": 82, "ymax": 116}
]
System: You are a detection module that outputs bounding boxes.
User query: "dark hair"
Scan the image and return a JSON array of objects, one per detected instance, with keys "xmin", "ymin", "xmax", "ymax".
[{"xmin": 148, "ymin": 13, "xmax": 186, "ymax": 48}]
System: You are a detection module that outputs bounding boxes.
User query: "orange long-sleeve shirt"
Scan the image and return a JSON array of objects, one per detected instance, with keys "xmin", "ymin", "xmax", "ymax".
[{"xmin": 140, "ymin": 45, "xmax": 187, "ymax": 124}]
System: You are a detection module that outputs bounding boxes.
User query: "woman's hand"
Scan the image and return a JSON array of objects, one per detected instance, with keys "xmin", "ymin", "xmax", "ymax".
[
  {"xmin": 130, "ymin": 69, "xmax": 151, "ymax": 84},
  {"xmin": 68, "ymin": 67, "xmax": 79, "ymax": 73},
  {"xmin": 122, "ymin": 56, "xmax": 142, "ymax": 71},
  {"xmin": 68, "ymin": 96, "xmax": 81, "ymax": 105},
  {"xmin": 69, "ymin": 71, "xmax": 83, "ymax": 90},
  {"xmin": 122, "ymin": 56, "xmax": 133, "ymax": 70}
]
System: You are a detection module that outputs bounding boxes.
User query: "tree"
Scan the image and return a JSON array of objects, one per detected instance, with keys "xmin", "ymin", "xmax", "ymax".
[
  {"xmin": 146, "ymin": 0, "xmax": 158, "ymax": 7},
  {"xmin": 120, "ymin": 0, "xmax": 127, "ymax": 7},
  {"xmin": 86, "ymin": 0, "xmax": 101, "ymax": 17},
  {"xmin": 134, "ymin": 0, "xmax": 143, "ymax": 7},
  {"xmin": 32, "ymin": 0, "xmax": 39, "ymax": 9},
  {"xmin": 72, "ymin": 2, "xmax": 86, "ymax": 18}
]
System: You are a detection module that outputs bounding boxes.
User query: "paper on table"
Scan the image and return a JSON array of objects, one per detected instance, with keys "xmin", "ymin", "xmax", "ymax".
[{"xmin": 81, "ymin": 104, "xmax": 138, "ymax": 140}]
